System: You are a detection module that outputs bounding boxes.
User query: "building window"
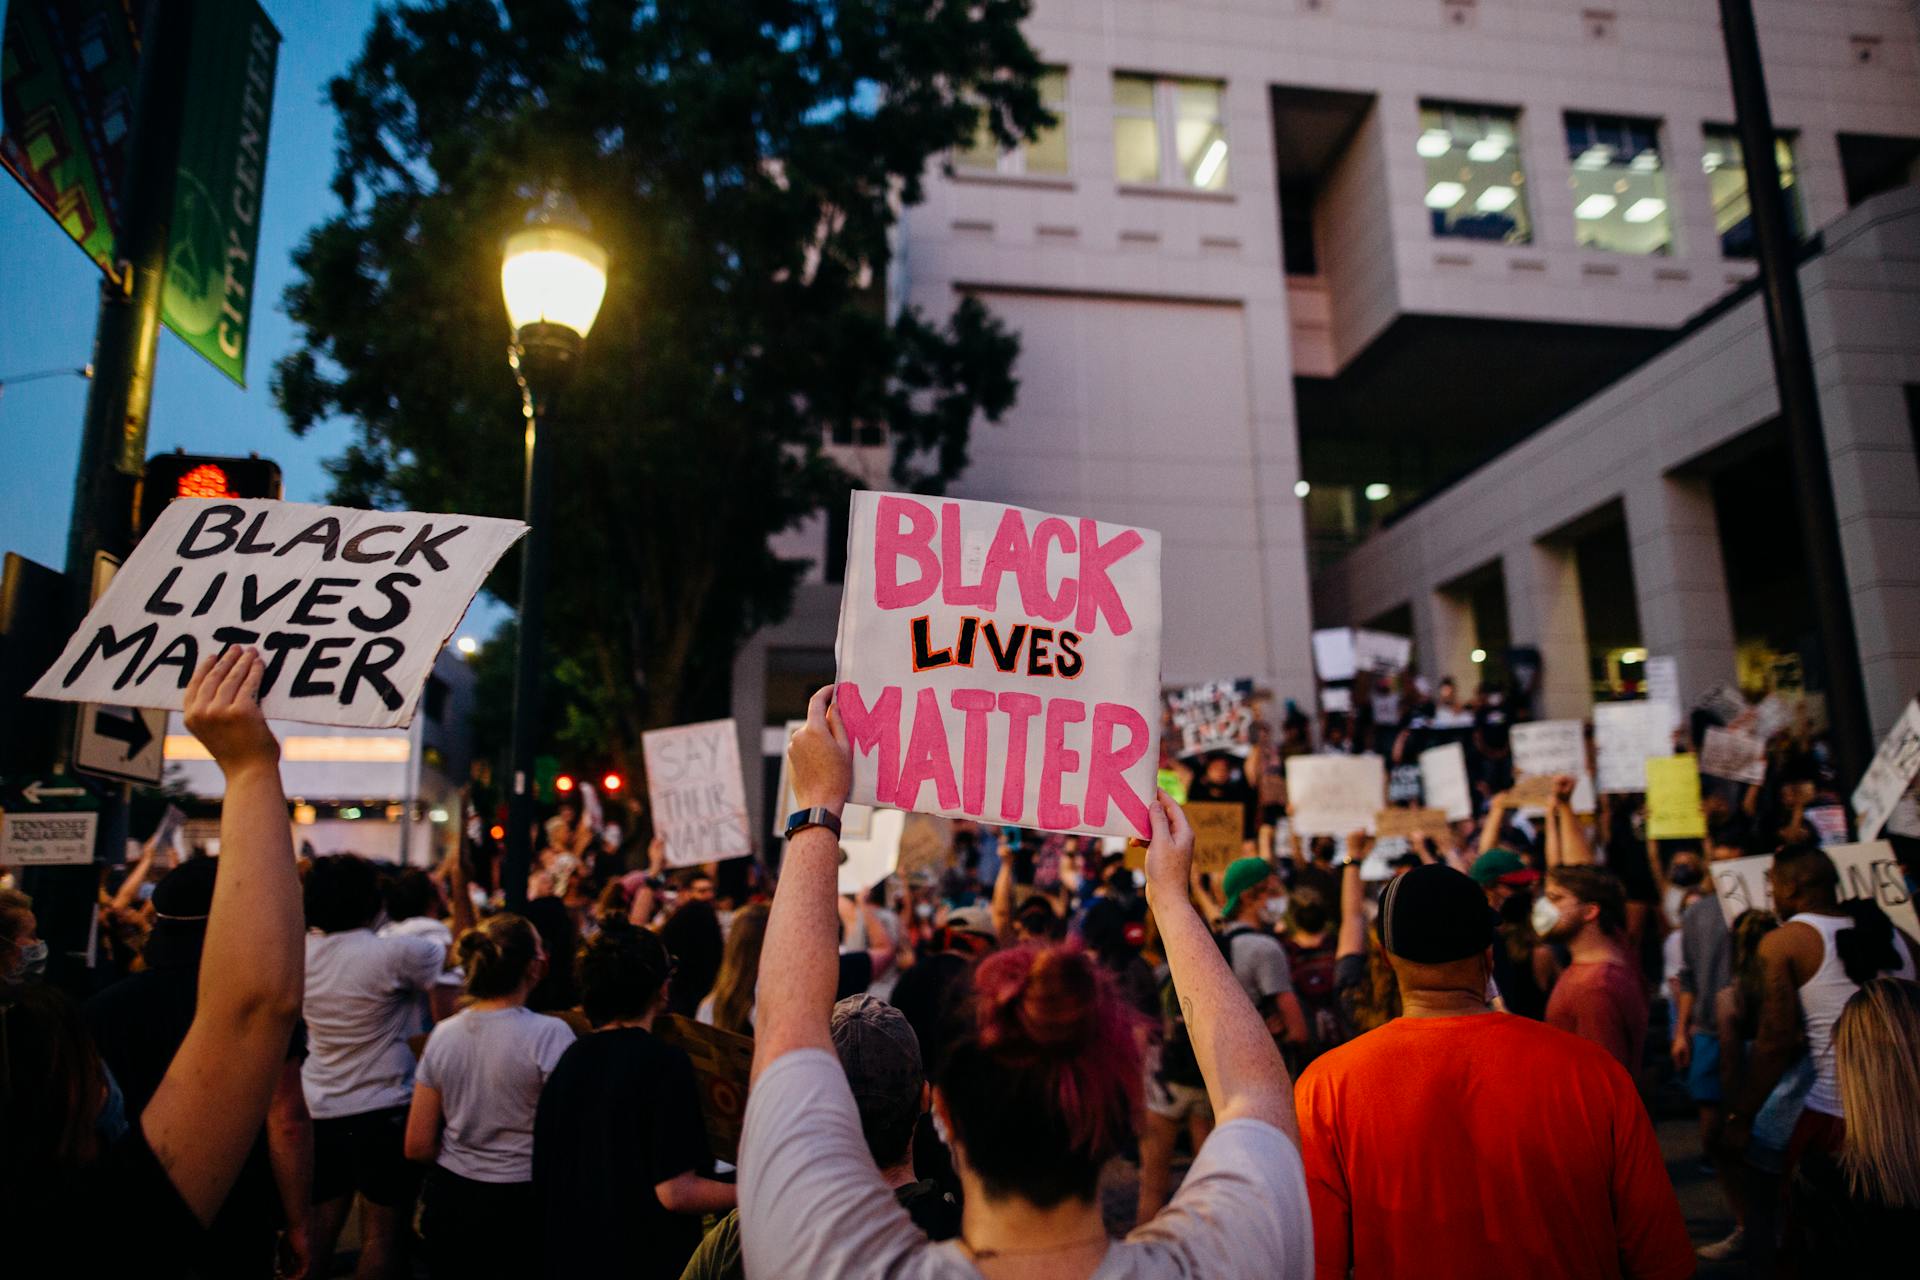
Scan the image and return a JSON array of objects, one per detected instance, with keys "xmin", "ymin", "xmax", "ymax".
[
  {"xmin": 1565, "ymin": 113, "xmax": 1672, "ymax": 254},
  {"xmin": 1113, "ymin": 73, "xmax": 1229, "ymax": 190},
  {"xmin": 956, "ymin": 67, "xmax": 1069, "ymax": 177},
  {"xmin": 1418, "ymin": 102, "xmax": 1531, "ymax": 244},
  {"xmin": 1703, "ymin": 126, "xmax": 1803, "ymax": 258}
]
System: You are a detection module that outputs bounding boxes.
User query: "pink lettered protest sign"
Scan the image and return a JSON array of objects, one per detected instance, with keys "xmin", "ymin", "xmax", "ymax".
[{"xmin": 833, "ymin": 491, "xmax": 1163, "ymax": 840}]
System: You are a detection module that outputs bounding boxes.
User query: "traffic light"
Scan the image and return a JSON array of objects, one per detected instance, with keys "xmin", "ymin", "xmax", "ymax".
[
  {"xmin": 601, "ymin": 772, "xmax": 623, "ymax": 793},
  {"xmin": 139, "ymin": 450, "xmax": 283, "ymax": 537},
  {"xmin": 555, "ymin": 773, "xmax": 576, "ymax": 794}
]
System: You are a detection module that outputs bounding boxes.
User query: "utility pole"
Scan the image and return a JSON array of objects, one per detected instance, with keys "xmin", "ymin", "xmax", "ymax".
[
  {"xmin": 30, "ymin": 0, "xmax": 194, "ymax": 978},
  {"xmin": 1716, "ymin": 0, "xmax": 1873, "ymax": 796}
]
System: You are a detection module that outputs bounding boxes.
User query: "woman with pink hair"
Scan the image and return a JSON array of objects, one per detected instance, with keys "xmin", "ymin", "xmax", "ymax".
[{"xmin": 734, "ymin": 686, "xmax": 1313, "ymax": 1279}]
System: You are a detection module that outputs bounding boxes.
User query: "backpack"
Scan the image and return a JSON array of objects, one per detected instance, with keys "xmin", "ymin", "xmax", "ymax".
[{"xmin": 1283, "ymin": 936, "xmax": 1338, "ymax": 1011}]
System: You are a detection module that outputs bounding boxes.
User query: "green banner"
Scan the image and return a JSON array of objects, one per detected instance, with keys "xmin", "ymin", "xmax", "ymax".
[
  {"xmin": 0, "ymin": 0, "xmax": 139, "ymax": 274},
  {"xmin": 163, "ymin": 0, "xmax": 278, "ymax": 386},
  {"xmin": 0, "ymin": 0, "xmax": 279, "ymax": 388}
]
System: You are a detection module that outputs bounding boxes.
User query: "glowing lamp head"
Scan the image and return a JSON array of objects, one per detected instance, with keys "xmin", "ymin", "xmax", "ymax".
[
  {"xmin": 501, "ymin": 224, "xmax": 608, "ymax": 341},
  {"xmin": 489, "ymin": 824, "xmax": 507, "ymax": 841}
]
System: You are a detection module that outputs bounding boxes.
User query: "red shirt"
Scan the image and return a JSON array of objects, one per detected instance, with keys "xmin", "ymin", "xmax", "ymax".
[
  {"xmin": 1547, "ymin": 955, "xmax": 1648, "ymax": 1074},
  {"xmin": 1295, "ymin": 1012, "xmax": 1693, "ymax": 1280}
]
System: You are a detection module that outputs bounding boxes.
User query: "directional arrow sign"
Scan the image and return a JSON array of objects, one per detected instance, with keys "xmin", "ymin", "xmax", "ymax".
[
  {"xmin": 1, "ymin": 774, "xmax": 101, "ymax": 867},
  {"xmin": 21, "ymin": 780, "xmax": 88, "ymax": 805},
  {"xmin": 75, "ymin": 703, "xmax": 167, "ymax": 788}
]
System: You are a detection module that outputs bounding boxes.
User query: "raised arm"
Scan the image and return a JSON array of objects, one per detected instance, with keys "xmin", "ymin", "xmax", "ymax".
[
  {"xmin": 751, "ymin": 685, "xmax": 849, "ymax": 1084},
  {"xmin": 990, "ymin": 844, "xmax": 1015, "ymax": 940},
  {"xmin": 1336, "ymin": 860, "xmax": 1367, "ymax": 962},
  {"xmin": 1145, "ymin": 791, "xmax": 1297, "ymax": 1141},
  {"xmin": 141, "ymin": 648, "xmax": 304, "ymax": 1225},
  {"xmin": 1479, "ymin": 792, "xmax": 1512, "ymax": 855}
]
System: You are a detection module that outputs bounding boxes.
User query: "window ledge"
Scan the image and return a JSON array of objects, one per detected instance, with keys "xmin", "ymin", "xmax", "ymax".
[
  {"xmin": 1117, "ymin": 183, "xmax": 1236, "ymax": 203},
  {"xmin": 945, "ymin": 170, "xmax": 1077, "ymax": 192}
]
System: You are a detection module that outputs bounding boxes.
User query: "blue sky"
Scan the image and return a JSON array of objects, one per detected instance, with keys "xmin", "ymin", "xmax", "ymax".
[{"xmin": 1, "ymin": 0, "xmax": 505, "ymax": 637}]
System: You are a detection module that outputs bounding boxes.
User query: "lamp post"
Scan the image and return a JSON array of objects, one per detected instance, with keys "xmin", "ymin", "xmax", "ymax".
[{"xmin": 498, "ymin": 200, "xmax": 608, "ymax": 909}]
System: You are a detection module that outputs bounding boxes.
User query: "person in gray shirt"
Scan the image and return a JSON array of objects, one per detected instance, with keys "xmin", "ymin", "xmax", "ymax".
[
  {"xmin": 1217, "ymin": 857, "xmax": 1310, "ymax": 1050},
  {"xmin": 1671, "ymin": 825, "xmax": 1740, "ymax": 1254},
  {"xmin": 737, "ymin": 690, "xmax": 1313, "ymax": 1280}
]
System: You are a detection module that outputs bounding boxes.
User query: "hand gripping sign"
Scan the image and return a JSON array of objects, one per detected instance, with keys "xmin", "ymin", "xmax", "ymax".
[
  {"xmin": 30, "ymin": 499, "xmax": 525, "ymax": 728},
  {"xmin": 833, "ymin": 491, "xmax": 1162, "ymax": 840}
]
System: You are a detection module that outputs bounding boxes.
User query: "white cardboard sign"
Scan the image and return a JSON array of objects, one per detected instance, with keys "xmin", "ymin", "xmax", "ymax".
[
  {"xmin": 29, "ymin": 499, "xmax": 524, "ymax": 728},
  {"xmin": 1164, "ymin": 677, "xmax": 1257, "ymax": 758},
  {"xmin": 1311, "ymin": 627, "xmax": 1410, "ymax": 682},
  {"xmin": 1419, "ymin": 742, "xmax": 1472, "ymax": 822},
  {"xmin": 643, "ymin": 718, "xmax": 753, "ymax": 868},
  {"xmin": 1593, "ymin": 700, "xmax": 1671, "ymax": 793},
  {"xmin": 1829, "ymin": 841, "xmax": 1920, "ymax": 942},
  {"xmin": 839, "ymin": 807, "xmax": 907, "ymax": 896},
  {"xmin": 833, "ymin": 491, "xmax": 1162, "ymax": 839},
  {"xmin": 1853, "ymin": 698, "xmax": 1920, "ymax": 842},
  {"xmin": 1710, "ymin": 854, "xmax": 1775, "ymax": 928},
  {"xmin": 1711, "ymin": 844, "xmax": 1919, "ymax": 941},
  {"xmin": 1644, "ymin": 655, "xmax": 1682, "ymax": 730},
  {"xmin": 1286, "ymin": 754, "xmax": 1386, "ymax": 836},
  {"xmin": 1700, "ymin": 725, "xmax": 1767, "ymax": 785},
  {"xmin": 1512, "ymin": 719, "xmax": 1585, "ymax": 779}
]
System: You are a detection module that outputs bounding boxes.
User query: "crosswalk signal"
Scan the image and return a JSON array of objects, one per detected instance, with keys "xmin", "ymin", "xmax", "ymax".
[{"xmin": 140, "ymin": 450, "xmax": 283, "ymax": 538}]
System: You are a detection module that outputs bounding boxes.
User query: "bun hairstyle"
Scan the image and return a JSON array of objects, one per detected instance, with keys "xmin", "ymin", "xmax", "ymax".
[
  {"xmin": 937, "ymin": 943, "xmax": 1144, "ymax": 1208},
  {"xmin": 455, "ymin": 913, "xmax": 541, "ymax": 1000}
]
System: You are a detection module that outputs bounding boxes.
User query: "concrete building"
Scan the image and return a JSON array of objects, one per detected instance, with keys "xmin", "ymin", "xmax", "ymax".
[
  {"xmin": 162, "ymin": 646, "xmax": 477, "ymax": 865},
  {"xmin": 735, "ymin": 0, "xmax": 1920, "ymax": 832}
]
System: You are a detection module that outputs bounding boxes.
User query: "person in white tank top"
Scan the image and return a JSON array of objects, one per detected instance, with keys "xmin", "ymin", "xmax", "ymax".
[{"xmin": 1731, "ymin": 847, "xmax": 1919, "ymax": 1143}]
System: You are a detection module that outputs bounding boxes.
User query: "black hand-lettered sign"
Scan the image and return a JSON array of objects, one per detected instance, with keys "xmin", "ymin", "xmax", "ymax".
[{"xmin": 30, "ymin": 499, "xmax": 525, "ymax": 728}]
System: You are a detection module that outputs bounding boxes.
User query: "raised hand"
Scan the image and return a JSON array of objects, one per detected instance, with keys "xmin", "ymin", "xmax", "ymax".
[
  {"xmin": 1144, "ymin": 789, "xmax": 1194, "ymax": 902},
  {"xmin": 787, "ymin": 684, "xmax": 852, "ymax": 813},
  {"xmin": 183, "ymin": 647, "xmax": 278, "ymax": 775}
]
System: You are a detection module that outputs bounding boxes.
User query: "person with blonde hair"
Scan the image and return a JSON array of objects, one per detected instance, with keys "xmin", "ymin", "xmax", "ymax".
[
  {"xmin": 699, "ymin": 902, "xmax": 769, "ymax": 1034},
  {"xmin": 404, "ymin": 912, "xmax": 576, "ymax": 1277},
  {"xmin": 1788, "ymin": 977, "xmax": 1920, "ymax": 1268}
]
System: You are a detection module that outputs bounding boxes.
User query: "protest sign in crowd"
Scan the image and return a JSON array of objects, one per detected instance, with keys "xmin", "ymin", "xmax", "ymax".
[{"xmin": 5, "ymin": 492, "xmax": 1920, "ymax": 1280}]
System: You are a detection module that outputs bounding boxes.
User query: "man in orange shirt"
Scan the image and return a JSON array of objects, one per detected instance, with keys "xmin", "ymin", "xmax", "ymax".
[{"xmin": 1295, "ymin": 865, "xmax": 1692, "ymax": 1280}]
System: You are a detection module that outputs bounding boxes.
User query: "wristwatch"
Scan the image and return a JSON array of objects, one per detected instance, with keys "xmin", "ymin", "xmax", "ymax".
[{"xmin": 784, "ymin": 806, "xmax": 843, "ymax": 842}]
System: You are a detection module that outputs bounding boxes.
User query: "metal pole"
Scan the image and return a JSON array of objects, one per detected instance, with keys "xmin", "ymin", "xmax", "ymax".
[
  {"xmin": 1716, "ymin": 0, "xmax": 1873, "ymax": 793},
  {"xmin": 503, "ymin": 386, "xmax": 557, "ymax": 910},
  {"xmin": 30, "ymin": 0, "xmax": 192, "ymax": 983}
]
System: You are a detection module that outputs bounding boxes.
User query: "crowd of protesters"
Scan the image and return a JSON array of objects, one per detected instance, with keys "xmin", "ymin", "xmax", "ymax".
[{"xmin": 4, "ymin": 646, "xmax": 1919, "ymax": 1279}]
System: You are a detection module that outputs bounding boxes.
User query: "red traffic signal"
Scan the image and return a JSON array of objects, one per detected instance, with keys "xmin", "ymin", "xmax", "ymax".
[
  {"xmin": 601, "ymin": 772, "xmax": 623, "ymax": 793},
  {"xmin": 555, "ymin": 774, "xmax": 576, "ymax": 794},
  {"xmin": 140, "ymin": 450, "xmax": 283, "ymax": 537}
]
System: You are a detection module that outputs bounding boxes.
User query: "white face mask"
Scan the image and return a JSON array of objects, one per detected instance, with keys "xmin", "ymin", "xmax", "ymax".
[
  {"xmin": 1260, "ymin": 895, "xmax": 1288, "ymax": 924},
  {"xmin": 1530, "ymin": 897, "xmax": 1561, "ymax": 936}
]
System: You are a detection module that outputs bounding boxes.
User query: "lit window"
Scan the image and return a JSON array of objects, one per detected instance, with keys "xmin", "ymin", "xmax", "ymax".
[
  {"xmin": 1703, "ymin": 125, "xmax": 1803, "ymax": 258},
  {"xmin": 956, "ymin": 68, "xmax": 1070, "ymax": 177},
  {"xmin": 1418, "ymin": 102, "xmax": 1531, "ymax": 244},
  {"xmin": 1565, "ymin": 113, "xmax": 1671, "ymax": 254},
  {"xmin": 1113, "ymin": 73, "xmax": 1228, "ymax": 190}
]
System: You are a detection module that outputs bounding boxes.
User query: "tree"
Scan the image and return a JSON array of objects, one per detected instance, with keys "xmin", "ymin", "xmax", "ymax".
[{"xmin": 276, "ymin": 0, "xmax": 1045, "ymax": 777}]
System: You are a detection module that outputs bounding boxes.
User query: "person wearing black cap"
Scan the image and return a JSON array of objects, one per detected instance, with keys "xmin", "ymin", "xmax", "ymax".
[
  {"xmin": 1294, "ymin": 863, "xmax": 1692, "ymax": 1280},
  {"xmin": 679, "ymin": 995, "xmax": 959, "ymax": 1280},
  {"xmin": 84, "ymin": 855, "xmax": 314, "ymax": 1278}
]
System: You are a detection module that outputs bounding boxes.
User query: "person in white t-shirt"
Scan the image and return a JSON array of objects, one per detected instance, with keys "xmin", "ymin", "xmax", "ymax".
[
  {"xmin": 737, "ymin": 688, "xmax": 1313, "ymax": 1280},
  {"xmin": 300, "ymin": 854, "xmax": 448, "ymax": 1279},
  {"xmin": 379, "ymin": 867, "xmax": 466, "ymax": 1033},
  {"xmin": 404, "ymin": 912, "xmax": 574, "ymax": 1277}
]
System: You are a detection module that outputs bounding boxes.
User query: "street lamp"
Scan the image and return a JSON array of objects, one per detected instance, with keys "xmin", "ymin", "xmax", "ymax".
[{"xmin": 499, "ymin": 198, "xmax": 607, "ymax": 909}]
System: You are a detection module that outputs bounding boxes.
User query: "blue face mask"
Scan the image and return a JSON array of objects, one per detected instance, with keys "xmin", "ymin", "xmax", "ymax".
[{"xmin": 7, "ymin": 938, "xmax": 49, "ymax": 984}]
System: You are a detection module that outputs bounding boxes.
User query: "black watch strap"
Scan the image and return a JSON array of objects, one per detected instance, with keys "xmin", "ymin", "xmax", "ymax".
[{"xmin": 784, "ymin": 806, "xmax": 843, "ymax": 841}]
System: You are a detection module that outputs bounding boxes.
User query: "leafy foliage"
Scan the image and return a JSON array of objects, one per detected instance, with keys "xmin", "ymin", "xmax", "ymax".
[{"xmin": 277, "ymin": 0, "xmax": 1043, "ymax": 770}]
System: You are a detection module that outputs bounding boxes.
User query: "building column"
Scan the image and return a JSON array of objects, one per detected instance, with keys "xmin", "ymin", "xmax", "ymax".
[
  {"xmin": 1624, "ymin": 474, "xmax": 1738, "ymax": 705},
  {"xmin": 1504, "ymin": 539, "xmax": 1593, "ymax": 721},
  {"xmin": 1413, "ymin": 585, "xmax": 1478, "ymax": 689}
]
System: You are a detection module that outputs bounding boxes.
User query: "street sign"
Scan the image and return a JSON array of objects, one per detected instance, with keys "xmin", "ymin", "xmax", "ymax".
[
  {"xmin": 0, "ymin": 775, "xmax": 101, "ymax": 866},
  {"xmin": 74, "ymin": 703, "xmax": 167, "ymax": 787}
]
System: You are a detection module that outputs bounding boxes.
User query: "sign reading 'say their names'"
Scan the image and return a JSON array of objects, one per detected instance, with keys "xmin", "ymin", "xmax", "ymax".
[
  {"xmin": 30, "ymin": 499, "xmax": 525, "ymax": 728},
  {"xmin": 643, "ymin": 718, "xmax": 752, "ymax": 868},
  {"xmin": 834, "ymin": 491, "xmax": 1162, "ymax": 840}
]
